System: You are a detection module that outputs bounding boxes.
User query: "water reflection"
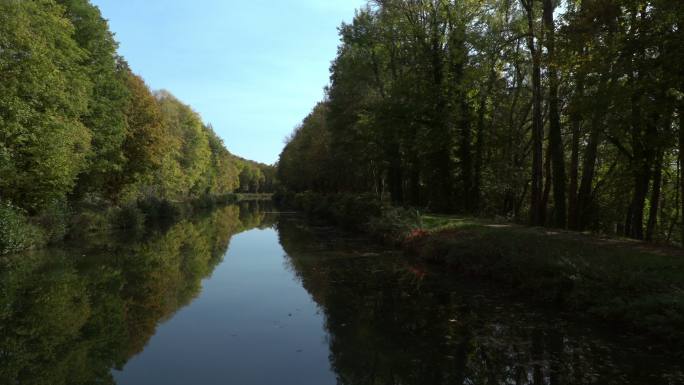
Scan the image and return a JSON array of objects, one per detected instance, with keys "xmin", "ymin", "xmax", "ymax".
[
  {"xmin": 277, "ymin": 216, "xmax": 684, "ymax": 385},
  {"xmin": 0, "ymin": 203, "xmax": 274, "ymax": 385},
  {"xmin": 1, "ymin": 207, "xmax": 682, "ymax": 385}
]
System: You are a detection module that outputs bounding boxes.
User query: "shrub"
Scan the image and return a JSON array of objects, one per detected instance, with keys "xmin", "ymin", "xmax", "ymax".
[
  {"xmin": 115, "ymin": 205, "xmax": 146, "ymax": 233},
  {"xmin": 367, "ymin": 206, "xmax": 422, "ymax": 244},
  {"xmin": 137, "ymin": 197, "xmax": 182, "ymax": 228},
  {"xmin": 0, "ymin": 201, "xmax": 44, "ymax": 255},
  {"xmin": 33, "ymin": 200, "xmax": 70, "ymax": 243},
  {"xmin": 68, "ymin": 210, "xmax": 109, "ymax": 239}
]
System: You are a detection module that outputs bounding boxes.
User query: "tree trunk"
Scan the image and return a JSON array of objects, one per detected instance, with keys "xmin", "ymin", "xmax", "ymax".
[
  {"xmin": 522, "ymin": 0, "xmax": 544, "ymax": 226},
  {"xmin": 576, "ymin": 70, "xmax": 612, "ymax": 231},
  {"xmin": 626, "ymin": 162, "xmax": 651, "ymax": 240},
  {"xmin": 576, "ymin": 118, "xmax": 600, "ymax": 231},
  {"xmin": 474, "ymin": 93, "xmax": 487, "ymax": 214},
  {"xmin": 460, "ymin": 98, "xmax": 474, "ymax": 212},
  {"xmin": 409, "ymin": 161, "xmax": 421, "ymax": 207},
  {"xmin": 388, "ymin": 142, "xmax": 404, "ymax": 204},
  {"xmin": 625, "ymin": 90, "xmax": 653, "ymax": 240},
  {"xmin": 543, "ymin": 0, "xmax": 566, "ymax": 228},
  {"xmin": 568, "ymin": 120, "xmax": 580, "ymax": 229},
  {"xmin": 568, "ymin": 74, "xmax": 584, "ymax": 230},
  {"xmin": 646, "ymin": 150, "xmax": 663, "ymax": 242},
  {"xmin": 474, "ymin": 68, "xmax": 497, "ymax": 214},
  {"xmin": 680, "ymin": 109, "xmax": 684, "ymax": 244},
  {"xmin": 541, "ymin": 144, "xmax": 552, "ymax": 225}
]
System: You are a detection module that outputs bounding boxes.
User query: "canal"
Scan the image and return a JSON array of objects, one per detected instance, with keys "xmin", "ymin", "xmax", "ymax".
[{"xmin": 1, "ymin": 202, "xmax": 682, "ymax": 384}]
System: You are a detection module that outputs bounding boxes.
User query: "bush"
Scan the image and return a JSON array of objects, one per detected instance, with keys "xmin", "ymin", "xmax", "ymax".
[
  {"xmin": 115, "ymin": 205, "xmax": 146, "ymax": 233},
  {"xmin": 281, "ymin": 192, "xmax": 388, "ymax": 230},
  {"xmin": 68, "ymin": 210, "xmax": 110, "ymax": 239},
  {"xmin": 191, "ymin": 193, "xmax": 238, "ymax": 210},
  {"xmin": 33, "ymin": 200, "xmax": 70, "ymax": 243},
  {"xmin": 0, "ymin": 201, "xmax": 44, "ymax": 255},
  {"xmin": 137, "ymin": 197, "xmax": 182, "ymax": 228},
  {"xmin": 367, "ymin": 206, "xmax": 422, "ymax": 244}
]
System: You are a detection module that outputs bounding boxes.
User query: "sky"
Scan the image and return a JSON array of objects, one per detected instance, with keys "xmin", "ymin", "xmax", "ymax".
[{"xmin": 91, "ymin": 0, "xmax": 366, "ymax": 165}]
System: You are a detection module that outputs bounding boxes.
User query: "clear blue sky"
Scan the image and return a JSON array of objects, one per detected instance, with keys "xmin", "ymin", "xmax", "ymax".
[{"xmin": 91, "ymin": 0, "xmax": 365, "ymax": 165}]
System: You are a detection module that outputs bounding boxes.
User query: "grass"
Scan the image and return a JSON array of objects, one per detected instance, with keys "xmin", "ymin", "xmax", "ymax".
[{"xmin": 407, "ymin": 214, "xmax": 684, "ymax": 342}]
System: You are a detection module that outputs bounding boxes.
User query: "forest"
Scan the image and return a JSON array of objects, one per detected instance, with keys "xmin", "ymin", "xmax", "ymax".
[
  {"xmin": 277, "ymin": 0, "xmax": 683, "ymax": 243},
  {"xmin": 0, "ymin": 0, "xmax": 274, "ymax": 254}
]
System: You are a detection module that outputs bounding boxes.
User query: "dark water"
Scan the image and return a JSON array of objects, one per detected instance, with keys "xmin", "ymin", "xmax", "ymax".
[{"xmin": 1, "ymin": 202, "xmax": 682, "ymax": 385}]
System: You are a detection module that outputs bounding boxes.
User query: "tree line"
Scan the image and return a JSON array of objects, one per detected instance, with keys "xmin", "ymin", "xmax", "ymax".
[
  {"xmin": 278, "ymin": 0, "xmax": 683, "ymax": 242},
  {"xmin": 0, "ymin": 0, "xmax": 274, "ymax": 252}
]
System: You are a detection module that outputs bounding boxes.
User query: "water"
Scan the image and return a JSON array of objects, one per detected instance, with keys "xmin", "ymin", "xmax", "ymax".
[{"xmin": 1, "ymin": 202, "xmax": 682, "ymax": 385}]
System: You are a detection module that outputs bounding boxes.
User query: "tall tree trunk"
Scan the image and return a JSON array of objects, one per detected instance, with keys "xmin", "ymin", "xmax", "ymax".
[
  {"xmin": 576, "ymin": 70, "xmax": 612, "ymax": 231},
  {"xmin": 568, "ymin": 0, "xmax": 588, "ymax": 231},
  {"xmin": 474, "ymin": 103, "xmax": 485, "ymax": 213},
  {"xmin": 626, "ymin": 161, "xmax": 651, "ymax": 240},
  {"xmin": 460, "ymin": 98, "xmax": 474, "ymax": 212},
  {"xmin": 680, "ymin": 109, "xmax": 684, "ymax": 244},
  {"xmin": 387, "ymin": 141, "xmax": 404, "ymax": 204},
  {"xmin": 646, "ymin": 149, "xmax": 663, "ymax": 242},
  {"xmin": 667, "ymin": 161, "xmax": 680, "ymax": 243},
  {"xmin": 576, "ymin": 118, "xmax": 600, "ymax": 231},
  {"xmin": 474, "ymin": 68, "xmax": 497, "ymax": 214},
  {"xmin": 541, "ymin": 144, "xmax": 552, "ymax": 225},
  {"xmin": 409, "ymin": 159, "xmax": 421, "ymax": 207},
  {"xmin": 568, "ymin": 76, "xmax": 583, "ymax": 230},
  {"xmin": 543, "ymin": 0, "xmax": 566, "ymax": 228},
  {"xmin": 522, "ymin": 0, "xmax": 544, "ymax": 226},
  {"xmin": 426, "ymin": 9, "xmax": 452, "ymax": 212},
  {"xmin": 625, "ymin": 93, "xmax": 654, "ymax": 240}
]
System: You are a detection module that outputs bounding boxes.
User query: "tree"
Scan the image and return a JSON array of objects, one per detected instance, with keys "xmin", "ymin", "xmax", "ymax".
[
  {"xmin": 278, "ymin": 0, "xmax": 683, "ymax": 243},
  {"xmin": 0, "ymin": 0, "xmax": 91, "ymax": 213},
  {"xmin": 57, "ymin": 0, "xmax": 130, "ymax": 201}
]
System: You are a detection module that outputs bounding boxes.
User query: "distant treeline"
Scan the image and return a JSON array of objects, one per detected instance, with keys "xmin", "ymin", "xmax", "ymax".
[
  {"xmin": 0, "ymin": 0, "xmax": 274, "ymax": 253},
  {"xmin": 278, "ymin": 0, "xmax": 683, "ymax": 242}
]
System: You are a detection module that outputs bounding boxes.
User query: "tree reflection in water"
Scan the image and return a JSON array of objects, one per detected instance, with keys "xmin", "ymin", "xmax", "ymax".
[
  {"xmin": 0, "ymin": 203, "xmax": 274, "ymax": 385},
  {"xmin": 1, "ymin": 209, "xmax": 682, "ymax": 385},
  {"xmin": 277, "ymin": 216, "xmax": 684, "ymax": 385}
]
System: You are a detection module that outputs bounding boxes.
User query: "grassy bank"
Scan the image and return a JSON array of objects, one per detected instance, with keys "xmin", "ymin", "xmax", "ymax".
[{"xmin": 277, "ymin": 191, "xmax": 684, "ymax": 343}]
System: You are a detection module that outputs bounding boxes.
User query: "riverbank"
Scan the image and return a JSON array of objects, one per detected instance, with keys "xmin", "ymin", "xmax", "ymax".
[
  {"xmin": 0, "ymin": 193, "xmax": 247, "ymax": 255},
  {"xmin": 276, "ymin": 192, "xmax": 684, "ymax": 343}
]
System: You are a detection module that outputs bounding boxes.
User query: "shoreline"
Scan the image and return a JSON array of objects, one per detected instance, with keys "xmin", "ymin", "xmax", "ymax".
[{"xmin": 276, "ymin": 192, "xmax": 684, "ymax": 344}]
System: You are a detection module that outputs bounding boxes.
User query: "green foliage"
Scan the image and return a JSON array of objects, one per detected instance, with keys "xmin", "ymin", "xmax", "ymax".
[
  {"xmin": 278, "ymin": 0, "xmax": 684, "ymax": 242},
  {"xmin": 114, "ymin": 205, "xmax": 146, "ymax": 233},
  {"xmin": 0, "ymin": 202, "xmax": 43, "ymax": 255},
  {"xmin": 154, "ymin": 91, "xmax": 212, "ymax": 199},
  {"xmin": 235, "ymin": 157, "xmax": 276, "ymax": 194},
  {"xmin": 366, "ymin": 206, "xmax": 422, "ymax": 244},
  {"xmin": 205, "ymin": 127, "xmax": 240, "ymax": 195},
  {"xmin": 136, "ymin": 197, "xmax": 182, "ymax": 228},
  {"xmin": 57, "ymin": 0, "xmax": 130, "ymax": 200},
  {"xmin": 118, "ymin": 71, "xmax": 166, "ymax": 193},
  {"xmin": 0, "ymin": 0, "xmax": 265, "ymax": 253},
  {"xmin": 33, "ymin": 200, "xmax": 71, "ymax": 243},
  {"xmin": 68, "ymin": 210, "xmax": 110, "ymax": 239},
  {"xmin": 278, "ymin": 103, "xmax": 331, "ymax": 192},
  {"xmin": 279, "ymin": 190, "xmax": 420, "ymax": 245},
  {"xmin": 0, "ymin": 0, "xmax": 91, "ymax": 213}
]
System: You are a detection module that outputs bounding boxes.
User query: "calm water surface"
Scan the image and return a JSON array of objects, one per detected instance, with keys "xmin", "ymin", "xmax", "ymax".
[{"xmin": 1, "ymin": 202, "xmax": 682, "ymax": 385}]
